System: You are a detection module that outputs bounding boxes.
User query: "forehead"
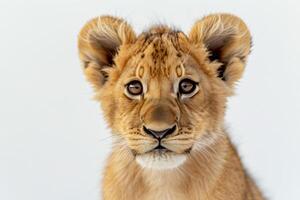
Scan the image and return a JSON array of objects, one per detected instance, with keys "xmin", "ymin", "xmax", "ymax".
[
  {"xmin": 114, "ymin": 25, "xmax": 213, "ymax": 83},
  {"xmin": 135, "ymin": 31, "xmax": 182, "ymax": 74},
  {"xmin": 140, "ymin": 31, "xmax": 182, "ymax": 63},
  {"xmin": 122, "ymin": 30, "xmax": 201, "ymax": 78}
]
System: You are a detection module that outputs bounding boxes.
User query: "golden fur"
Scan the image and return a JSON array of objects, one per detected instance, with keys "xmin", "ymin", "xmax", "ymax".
[{"xmin": 78, "ymin": 13, "xmax": 265, "ymax": 200}]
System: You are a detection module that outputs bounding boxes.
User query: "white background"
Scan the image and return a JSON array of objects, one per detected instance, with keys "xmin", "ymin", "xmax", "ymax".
[{"xmin": 0, "ymin": 0, "xmax": 299, "ymax": 199}]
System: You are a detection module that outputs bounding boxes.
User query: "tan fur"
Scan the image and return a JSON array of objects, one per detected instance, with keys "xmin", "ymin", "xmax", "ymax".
[{"xmin": 78, "ymin": 13, "xmax": 265, "ymax": 200}]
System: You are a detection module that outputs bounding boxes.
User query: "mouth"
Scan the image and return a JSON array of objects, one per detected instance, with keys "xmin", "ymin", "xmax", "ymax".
[
  {"xmin": 155, "ymin": 144, "xmax": 165, "ymax": 149},
  {"xmin": 148, "ymin": 143, "xmax": 173, "ymax": 154},
  {"xmin": 135, "ymin": 144, "xmax": 188, "ymax": 170},
  {"xmin": 151, "ymin": 146, "xmax": 172, "ymax": 155},
  {"xmin": 143, "ymin": 140, "xmax": 192, "ymax": 155},
  {"xmin": 153, "ymin": 143, "xmax": 169, "ymax": 150}
]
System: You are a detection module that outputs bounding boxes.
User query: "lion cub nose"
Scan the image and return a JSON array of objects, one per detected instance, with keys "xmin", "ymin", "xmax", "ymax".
[{"xmin": 143, "ymin": 125, "xmax": 176, "ymax": 139}]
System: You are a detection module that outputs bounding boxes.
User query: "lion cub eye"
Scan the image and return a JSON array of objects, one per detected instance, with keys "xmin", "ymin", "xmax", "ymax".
[
  {"xmin": 126, "ymin": 80, "xmax": 143, "ymax": 96},
  {"xmin": 178, "ymin": 79, "xmax": 199, "ymax": 98},
  {"xmin": 179, "ymin": 79, "xmax": 197, "ymax": 94}
]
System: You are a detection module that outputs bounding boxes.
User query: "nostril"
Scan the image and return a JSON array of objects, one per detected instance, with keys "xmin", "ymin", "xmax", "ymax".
[{"xmin": 143, "ymin": 125, "xmax": 176, "ymax": 139}]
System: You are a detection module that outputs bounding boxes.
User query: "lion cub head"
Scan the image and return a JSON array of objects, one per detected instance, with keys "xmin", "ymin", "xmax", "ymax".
[{"xmin": 78, "ymin": 14, "xmax": 251, "ymax": 170}]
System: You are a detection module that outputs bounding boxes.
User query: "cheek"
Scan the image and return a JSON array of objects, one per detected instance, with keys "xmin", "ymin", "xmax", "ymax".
[
  {"xmin": 179, "ymin": 91, "xmax": 212, "ymax": 132},
  {"xmin": 114, "ymin": 94, "xmax": 142, "ymax": 129},
  {"xmin": 206, "ymin": 90, "xmax": 227, "ymax": 124}
]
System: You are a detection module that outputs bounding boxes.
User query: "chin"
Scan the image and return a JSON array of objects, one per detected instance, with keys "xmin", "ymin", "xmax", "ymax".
[{"xmin": 135, "ymin": 150, "xmax": 187, "ymax": 170}]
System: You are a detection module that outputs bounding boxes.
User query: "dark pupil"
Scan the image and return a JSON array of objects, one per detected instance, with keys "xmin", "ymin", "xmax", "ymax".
[
  {"xmin": 128, "ymin": 82, "xmax": 142, "ymax": 95},
  {"xmin": 180, "ymin": 81, "xmax": 194, "ymax": 93}
]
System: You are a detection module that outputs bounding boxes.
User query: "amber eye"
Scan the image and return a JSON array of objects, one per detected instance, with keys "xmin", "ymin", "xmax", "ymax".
[
  {"xmin": 179, "ymin": 79, "xmax": 197, "ymax": 95},
  {"xmin": 126, "ymin": 80, "xmax": 143, "ymax": 96}
]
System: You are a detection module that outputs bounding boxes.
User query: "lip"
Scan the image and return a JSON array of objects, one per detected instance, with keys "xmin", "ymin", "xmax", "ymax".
[
  {"xmin": 150, "ymin": 144, "xmax": 172, "ymax": 154},
  {"xmin": 154, "ymin": 144, "xmax": 167, "ymax": 150}
]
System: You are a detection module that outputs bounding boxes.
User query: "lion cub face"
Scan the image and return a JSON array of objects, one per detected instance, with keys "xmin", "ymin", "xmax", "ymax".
[
  {"xmin": 78, "ymin": 14, "xmax": 251, "ymax": 169},
  {"xmin": 111, "ymin": 36, "xmax": 213, "ymax": 169}
]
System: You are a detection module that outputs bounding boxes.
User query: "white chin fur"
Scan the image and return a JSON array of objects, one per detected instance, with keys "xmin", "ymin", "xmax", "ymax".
[{"xmin": 136, "ymin": 152, "xmax": 187, "ymax": 170}]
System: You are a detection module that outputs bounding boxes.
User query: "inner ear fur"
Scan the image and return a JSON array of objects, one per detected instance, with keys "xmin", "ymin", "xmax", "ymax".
[
  {"xmin": 189, "ymin": 13, "xmax": 252, "ymax": 87},
  {"xmin": 78, "ymin": 16, "xmax": 136, "ymax": 89}
]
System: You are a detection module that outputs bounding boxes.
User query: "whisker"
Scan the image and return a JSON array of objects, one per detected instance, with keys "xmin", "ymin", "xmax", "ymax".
[{"xmin": 97, "ymin": 135, "xmax": 114, "ymax": 142}]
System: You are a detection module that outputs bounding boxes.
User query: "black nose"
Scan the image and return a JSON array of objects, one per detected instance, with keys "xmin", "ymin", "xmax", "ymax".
[{"xmin": 143, "ymin": 125, "xmax": 176, "ymax": 139}]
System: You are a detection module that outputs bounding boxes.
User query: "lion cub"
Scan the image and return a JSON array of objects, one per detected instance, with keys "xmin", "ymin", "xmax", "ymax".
[{"xmin": 78, "ymin": 13, "xmax": 264, "ymax": 200}]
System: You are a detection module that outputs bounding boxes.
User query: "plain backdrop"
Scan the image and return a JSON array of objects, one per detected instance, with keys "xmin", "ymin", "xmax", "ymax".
[{"xmin": 0, "ymin": 0, "xmax": 299, "ymax": 200}]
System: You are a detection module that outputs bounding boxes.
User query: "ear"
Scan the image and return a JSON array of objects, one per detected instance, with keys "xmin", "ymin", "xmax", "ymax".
[
  {"xmin": 78, "ymin": 16, "xmax": 136, "ymax": 89},
  {"xmin": 189, "ymin": 13, "xmax": 252, "ymax": 87}
]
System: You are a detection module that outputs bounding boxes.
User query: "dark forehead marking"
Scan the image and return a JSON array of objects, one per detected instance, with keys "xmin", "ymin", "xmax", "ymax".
[
  {"xmin": 151, "ymin": 40, "xmax": 169, "ymax": 67},
  {"xmin": 131, "ymin": 26, "xmax": 189, "ymax": 77},
  {"xmin": 135, "ymin": 35, "xmax": 155, "ymax": 54},
  {"xmin": 135, "ymin": 28, "xmax": 184, "ymax": 56}
]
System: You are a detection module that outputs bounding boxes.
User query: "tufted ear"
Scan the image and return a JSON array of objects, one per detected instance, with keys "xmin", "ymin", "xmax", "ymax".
[
  {"xmin": 189, "ymin": 14, "xmax": 252, "ymax": 87},
  {"xmin": 78, "ymin": 16, "xmax": 136, "ymax": 89}
]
